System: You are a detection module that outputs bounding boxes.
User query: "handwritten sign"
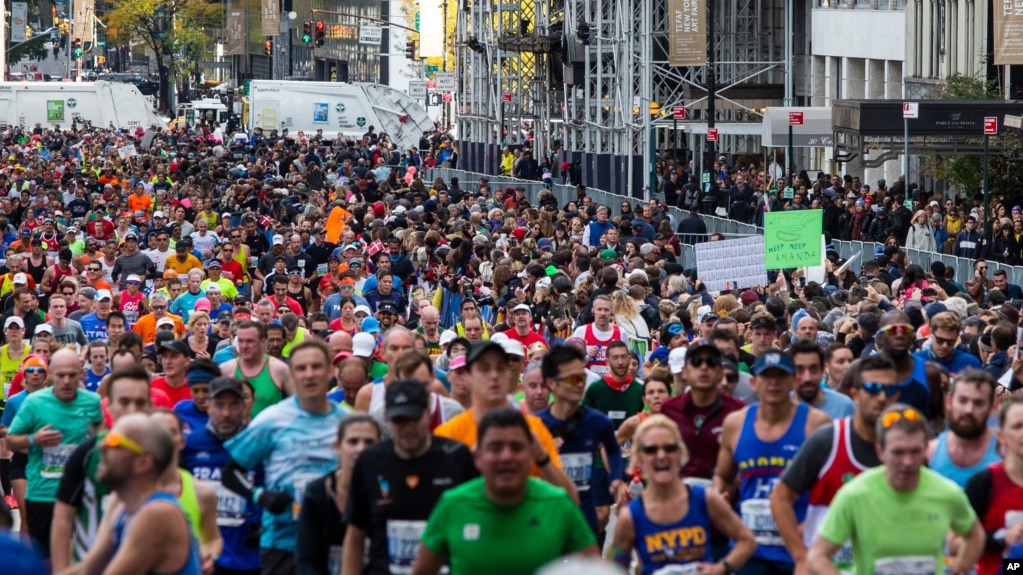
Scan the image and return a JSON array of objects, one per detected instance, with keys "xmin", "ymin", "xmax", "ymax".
[
  {"xmin": 117, "ymin": 145, "xmax": 138, "ymax": 159},
  {"xmin": 695, "ymin": 236, "xmax": 768, "ymax": 292},
  {"xmin": 764, "ymin": 210, "xmax": 823, "ymax": 269}
]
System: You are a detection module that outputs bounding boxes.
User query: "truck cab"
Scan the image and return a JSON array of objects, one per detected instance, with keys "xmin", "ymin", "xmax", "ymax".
[{"xmin": 174, "ymin": 98, "xmax": 229, "ymax": 129}]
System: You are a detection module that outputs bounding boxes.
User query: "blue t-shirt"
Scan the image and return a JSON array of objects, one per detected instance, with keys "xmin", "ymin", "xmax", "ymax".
[
  {"xmin": 170, "ymin": 289, "xmax": 206, "ymax": 323},
  {"xmin": 816, "ymin": 388, "xmax": 855, "ymax": 420},
  {"xmin": 0, "ymin": 390, "xmax": 27, "ymax": 426},
  {"xmin": 913, "ymin": 348, "xmax": 982, "ymax": 377},
  {"xmin": 79, "ymin": 313, "xmax": 108, "ymax": 342},
  {"xmin": 84, "ymin": 367, "xmax": 109, "ymax": 393},
  {"xmin": 224, "ymin": 396, "xmax": 349, "ymax": 550},
  {"xmin": 0, "ymin": 530, "xmax": 48, "ymax": 575}
]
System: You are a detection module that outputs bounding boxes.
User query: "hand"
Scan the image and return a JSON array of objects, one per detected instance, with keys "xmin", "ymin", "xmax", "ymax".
[
  {"xmin": 610, "ymin": 479, "xmax": 628, "ymax": 506},
  {"xmin": 586, "ymin": 345, "xmax": 599, "ymax": 358},
  {"xmin": 866, "ymin": 285, "xmax": 881, "ymax": 304},
  {"xmin": 201, "ymin": 554, "xmax": 215, "ymax": 575},
  {"xmin": 910, "ymin": 288, "xmax": 922, "ymax": 301},
  {"xmin": 256, "ymin": 489, "xmax": 294, "ymax": 514},
  {"xmin": 695, "ymin": 562, "xmax": 726, "ymax": 575},
  {"xmin": 1006, "ymin": 521, "xmax": 1023, "ymax": 545},
  {"xmin": 33, "ymin": 424, "xmax": 63, "ymax": 448}
]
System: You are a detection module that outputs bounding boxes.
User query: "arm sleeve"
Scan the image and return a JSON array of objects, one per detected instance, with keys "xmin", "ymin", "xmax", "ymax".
[
  {"xmin": 56, "ymin": 439, "xmax": 94, "ymax": 506},
  {"xmin": 7, "ymin": 396, "xmax": 36, "ymax": 436},
  {"xmin": 224, "ymin": 421, "xmax": 272, "ymax": 473},
  {"xmin": 964, "ymin": 469, "xmax": 1004, "ymax": 554},
  {"xmin": 779, "ymin": 424, "xmax": 834, "ymax": 494}
]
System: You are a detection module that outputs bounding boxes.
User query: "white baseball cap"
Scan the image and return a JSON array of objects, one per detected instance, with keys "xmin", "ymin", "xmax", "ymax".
[
  {"xmin": 354, "ymin": 304, "xmax": 372, "ymax": 317},
  {"xmin": 352, "ymin": 332, "xmax": 376, "ymax": 358},
  {"xmin": 668, "ymin": 347, "xmax": 687, "ymax": 375},
  {"xmin": 511, "ymin": 303, "xmax": 532, "ymax": 314},
  {"xmin": 34, "ymin": 323, "xmax": 53, "ymax": 335},
  {"xmin": 4, "ymin": 316, "xmax": 24, "ymax": 329},
  {"xmin": 439, "ymin": 330, "xmax": 457, "ymax": 347},
  {"xmin": 157, "ymin": 317, "xmax": 176, "ymax": 328},
  {"xmin": 95, "ymin": 289, "xmax": 113, "ymax": 301},
  {"xmin": 272, "ymin": 234, "xmax": 284, "ymax": 246},
  {"xmin": 12, "ymin": 273, "xmax": 27, "ymax": 285}
]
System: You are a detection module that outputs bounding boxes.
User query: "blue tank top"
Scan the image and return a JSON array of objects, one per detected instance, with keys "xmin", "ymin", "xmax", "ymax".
[
  {"xmin": 896, "ymin": 356, "xmax": 932, "ymax": 418},
  {"xmin": 177, "ymin": 401, "xmax": 262, "ymax": 571},
  {"xmin": 111, "ymin": 492, "xmax": 203, "ymax": 575},
  {"xmin": 929, "ymin": 430, "xmax": 1002, "ymax": 489},
  {"xmin": 84, "ymin": 367, "xmax": 108, "ymax": 393},
  {"xmin": 734, "ymin": 402, "xmax": 810, "ymax": 564},
  {"xmin": 630, "ymin": 485, "xmax": 712, "ymax": 575}
]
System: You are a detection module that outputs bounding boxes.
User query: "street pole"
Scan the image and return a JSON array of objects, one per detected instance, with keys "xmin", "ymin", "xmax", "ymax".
[
  {"xmin": 787, "ymin": 124, "xmax": 793, "ymax": 179},
  {"xmin": 706, "ymin": 0, "xmax": 716, "ymax": 168},
  {"xmin": 673, "ymin": 116, "xmax": 678, "ymax": 165},
  {"xmin": 983, "ymin": 134, "xmax": 989, "ymax": 232},
  {"xmin": 903, "ymin": 116, "xmax": 909, "ymax": 194}
]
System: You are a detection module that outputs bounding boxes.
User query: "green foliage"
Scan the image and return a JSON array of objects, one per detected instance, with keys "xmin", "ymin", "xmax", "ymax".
[{"xmin": 8, "ymin": 38, "xmax": 51, "ymax": 65}]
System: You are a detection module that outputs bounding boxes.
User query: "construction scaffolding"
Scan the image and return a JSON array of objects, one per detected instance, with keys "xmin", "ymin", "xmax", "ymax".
[{"xmin": 455, "ymin": 0, "xmax": 796, "ymax": 197}]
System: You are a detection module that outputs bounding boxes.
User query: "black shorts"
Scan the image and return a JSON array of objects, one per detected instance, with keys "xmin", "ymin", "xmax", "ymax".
[
  {"xmin": 592, "ymin": 467, "xmax": 613, "ymax": 507},
  {"xmin": 25, "ymin": 500, "xmax": 55, "ymax": 557},
  {"xmin": 259, "ymin": 548, "xmax": 294, "ymax": 575},
  {"xmin": 9, "ymin": 452, "xmax": 27, "ymax": 481}
]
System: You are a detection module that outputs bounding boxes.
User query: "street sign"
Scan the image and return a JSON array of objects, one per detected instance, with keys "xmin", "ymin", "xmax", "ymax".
[
  {"xmin": 706, "ymin": 128, "xmax": 719, "ymax": 142},
  {"xmin": 1006, "ymin": 115, "xmax": 1023, "ymax": 129},
  {"xmin": 425, "ymin": 80, "xmax": 436, "ymax": 89},
  {"xmin": 425, "ymin": 65, "xmax": 439, "ymax": 73},
  {"xmin": 788, "ymin": 111, "xmax": 804, "ymax": 126},
  {"xmin": 435, "ymin": 72, "xmax": 456, "ymax": 92},
  {"xmin": 408, "ymin": 81, "xmax": 427, "ymax": 99},
  {"xmin": 502, "ymin": 92, "xmax": 513, "ymax": 103},
  {"xmin": 902, "ymin": 102, "xmax": 919, "ymax": 119},
  {"xmin": 358, "ymin": 25, "xmax": 382, "ymax": 45},
  {"xmin": 984, "ymin": 117, "xmax": 998, "ymax": 135},
  {"xmin": 672, "ymin": 106, "xmax": 686, "ymax": 120},
  {"xmin": 442, "ymin": 92, "xmax": 453, "ymax": 102}
]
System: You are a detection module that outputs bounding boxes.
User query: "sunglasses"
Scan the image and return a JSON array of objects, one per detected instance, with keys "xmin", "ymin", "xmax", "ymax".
[
  {"xmin": 876, "ymin": 324, "xmax": 913, "ymax": 338},
  {"xmin": 862, "ymin": 382, "xmax": 900, "ymax": 397},
  {"xmin": 688, "ymin": 356, "xmax": 722, "ymax": 368},
  {"xmin": 880, "ymin": 408, "xmax": 922, "ymax": 429},
  {"xmin": 89, "ymin": 267, "xmax": 101, "ymax": 272},
  {"xmin": 640, "ymin": 443, "xmax": 681, "ymax": 455},
  {"xmin": 151, "ymin": 305, "xmax": 167, "ymax": 310},
  {"xmin": 555, "ymin": 374, "xmax": 587, "ymax": 386},
  {"xmin": 104, "ymin": 431, "xmax": 148, "ymax": 456},
  {"xmin": 24, "ymin": 367, "xmax": 46, "ymax": 374}
]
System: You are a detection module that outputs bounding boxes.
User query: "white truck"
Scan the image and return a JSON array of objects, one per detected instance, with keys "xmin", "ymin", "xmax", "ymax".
[
  {"xmin": 0, "ymin": 81, "xmax": 165, "ymax": 131},
  {"xmin": 243, "ymin": 81, "xmax": 434, "ymax": 150}
]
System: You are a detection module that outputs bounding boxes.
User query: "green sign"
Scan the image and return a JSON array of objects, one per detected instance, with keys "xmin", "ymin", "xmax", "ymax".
[
  {"xmin": 904, "ymin": 200, "xmax": 914, "ymax": 210},
  {"xmin": 356, "ymin": 116, "xmax": 366, "ymax": 127},
  {"xmin": 701, "ymin": 172, "xmax": 710, "ymax": 183},
  {"xmin": 426, "ymin": 65, "xmax": 439, "ymax": 73},
  {"xmin": 782, "ymin": 187, "xmax": 794, "ymax": 199},
  {"xmin": 47, "ymin": 100, "xmax": 64, "ymax": 122},
  {"xmin": 763, "ymin": 210, "xmax": 822, "ymax": 269},
  {"xmin": 415, "ymin": 10, "xmax": 420, "ymax": 30}
]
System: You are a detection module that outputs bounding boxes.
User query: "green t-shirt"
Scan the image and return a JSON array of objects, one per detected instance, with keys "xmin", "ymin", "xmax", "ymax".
[
  {"xmin": 583, "ymin": 378, "xmax": 644, "ymax": 469},
  {"xmin": 421, "ymin": 477, "xmax": 595, "ymax": 575},
  {"xmin": 369, "ymin": 359, "xmax": 388, "ymax": 380},
  {"xmin": 817, "ymin": 466, "xmax": 977, "ymax": 575},
  {"xmin": 9, "ymin": 387, "xmax": 104, "ymax": 502}
]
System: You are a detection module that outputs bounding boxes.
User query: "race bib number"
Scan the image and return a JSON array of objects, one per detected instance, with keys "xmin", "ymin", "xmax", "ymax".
[
  {"xmin": 213, "ymin": 481, "xmax": 248, "ymax": 527},
  {"xmin": 740, "ymin": 499, "xmax": 783, "ymax": 547},
  {"xmin": 123, "ymin": 310, "xmax": 139, "ymax": 326},
  {"xmin": 316, "ymin": 263, "xmax": 329, "ymax": 276},
  {"xmin": 291, "ymin": 473, "xmax": 319, "ymax": 521},
  {"xmin": 608, "ymin": 411, "xmax": 626, "ymax": 420},
  {"xmin": 873, "ymin": 556, "xmax": 935, "ymax": 575},
  {"xmin": 652, "ymin": 565, "xmax": 700, "ymax": 575},
  {"xmin": 682, "ymin": 477, "xmax": 713, "ymax": 490},
  {"xmin": 3, "ymin": 382, "xmax": 10, "ymax": 398},
  {"xmin": 561, "ymin": 453, "xmax": 593, "ymax": 491},
  {"xmin": 249, "ymin": 257, "xmax": 259, "ymax": 269},
  {"xmin": 178, "ymin": 274, "xmax": 188, "ymax": 284},
  {"xmin": 328, "ymin": 545, "xmax": 343, "ymax": 575},
  {"xmin": 387, "ymin": 519, "xmax": 426, "ymax": 574},
  {"xmin": 832, "ymin": 542, "xmax": 854, "ymax": 566},
  {"xmin": 41, "ymin": 443, "xmax": 78, "ymax": 478}
]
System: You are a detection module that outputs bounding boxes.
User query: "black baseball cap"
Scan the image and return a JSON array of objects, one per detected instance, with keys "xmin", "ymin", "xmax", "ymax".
[
  {"xmin": 465, "ymin": 340, "xmax": 509, "ymax": 367},
  {"xmin": 377, "ymin": 301, "xmax": 400, "ymax": 315},
  {"xmin": 687, "ymin": 340, "xmax": 722, "ymax": 358},
  {"xmin": 385, "ymin": 379, "xmax": 430, "ymax": 420},
  {"xmin": 158, "ymin": 339, "xmax": 190, "ymax": 356},
  {"xmin": 209, "ymin": 376, "xmax": 246, "ymax": 399}
]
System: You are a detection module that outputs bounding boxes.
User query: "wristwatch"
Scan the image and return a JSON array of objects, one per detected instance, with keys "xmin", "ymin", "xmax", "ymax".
[
  {"xmin": 719, "ymin": 560, "xmax": 734, "ymax": 575},
  {"xmin": 535, "ymin": 454, "xmax": 551, "ymax": 467}
]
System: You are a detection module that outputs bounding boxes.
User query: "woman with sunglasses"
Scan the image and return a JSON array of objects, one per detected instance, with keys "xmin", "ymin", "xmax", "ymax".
[
  {"xmin": 0, "ymin": 354, "xmax": 48, "ymax": 528},
  {"xmin": 612, "ymin": 415, "xmax": 755, "ymax": 575}
]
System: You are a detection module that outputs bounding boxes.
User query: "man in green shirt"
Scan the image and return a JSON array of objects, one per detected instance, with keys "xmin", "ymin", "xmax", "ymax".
[
  {"xmin": 7, "ymin": 348, "xmax": 104, "ymax": 558},
  {"xmin": 807, "ymin": 403, "xmax": 985, "ymax": 575},
  {"xmin": 413, "ymin": 408, "xmax": 598, "ymax": 575}
]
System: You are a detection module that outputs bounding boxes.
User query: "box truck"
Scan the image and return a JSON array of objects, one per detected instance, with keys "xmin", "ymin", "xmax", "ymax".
[
  {"xmin": 0, "ymin": 81, "xmax": 165, "ymax": 131},
  {"xmin": 244, "ymin": 81, "xmax": 434, "ymax": 150}
]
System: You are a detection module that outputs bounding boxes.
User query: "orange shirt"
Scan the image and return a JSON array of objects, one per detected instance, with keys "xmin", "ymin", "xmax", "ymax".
[
  {"xmin": 132, "ymin": 312, "xmax": 186, "ymax": 345},
  {"xmin": 86, "ymin": 278, "xmax": 113, "ymax": 292},
  {"xmin": 434, "ymin": 409, "xmax": 563, "ymax": 477},
  {"xmin": 127, "ymin": 193, "xmax": 152, "ymax": 214}
]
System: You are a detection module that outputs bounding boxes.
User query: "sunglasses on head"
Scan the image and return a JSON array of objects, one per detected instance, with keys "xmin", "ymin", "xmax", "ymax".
[
  {"xmin": 861, "ymin": 382, "xmax": 900, "ymax": 397},
  {"xmin": 880, "ymin": 407, "xmax": 922, "ymax": 429},
  {"xmin": 104, "ymin": 431, "xmax": 147, "ymax": 456},
  {"xmin": 640, "ymin": 443, "xmax": 681, "ymax": 455}
]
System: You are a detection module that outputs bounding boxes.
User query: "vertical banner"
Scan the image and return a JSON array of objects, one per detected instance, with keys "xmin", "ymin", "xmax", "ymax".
[
  {"xmin": 75, "ymin": 0, "xmax": 95, "ymax": 44},
  {"xmin": 261, "ymin": 0, "xmax": 280, "ymax": 37},
  {"xmin": 10, "ymin": 3, "xmax": 27, "ymax": 43},
  {"xmin": 994, "ymin": 1, "xmax": 1023, "ymax": 65},
  {"xmin": 667, "ymin": 0, "xmax": 707, "ymax": 67},
  {"xmin": 226, "ymin": 9, "xmax": 246, "ymax": 55},
  {"xmin": 418, "ymin": 0, "xmax": 444, "ymax": 58}
]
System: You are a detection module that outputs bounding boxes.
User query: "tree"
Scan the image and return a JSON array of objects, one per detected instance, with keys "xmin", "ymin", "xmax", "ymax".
[{"xmin": 102, "ymin": 0, "xmax": 221, "ymax": 112}]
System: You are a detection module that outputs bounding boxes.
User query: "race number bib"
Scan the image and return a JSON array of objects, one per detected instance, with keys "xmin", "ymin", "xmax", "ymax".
[
  {"xmin": 178, "ymin": 274, "xmax": 188, "ymax": 284},
  {"xmin": 387, "ymin": 519, "xmax": 426, "ymax": 574},
  {"xmin": 873, "ymin": 556, "xmax": 935, "ymax": 575},
  {"xmin": 41, "ymin": 444, "xmax": 78, "ymax": 478},
  {"xmin": 832, "ymin": 542, "xmax": 855, "ymax": 566},
  {"xmin": 249, "ymin": 257, "xmax": 259, "ymax": 269},
  {"xmin": 316, "ymin": 263, "xmax": 329, "ymax": 276},
  {"xmin": 740, "ymin": 499, "xmax": 784, "ymax": 547},
  {"xmin": 213, "ymin": 481, "xmax": 248, "ymax": 527},
  {"xmin": 652, "ymin": 565, "xmax": 700, "ymax": 575},
  {"xmin": 561, "ymin": 453, "xmax": 593, "ymax": 492},
  {"xmin": 682, "ymin": 477, "xmax": 713, "ymax": 490},
  {"xmin": 328, "ymin": 545, "xmax": 343, "ymax": 575},
  {"xmin": 291, "ymin": 473, "xmax": 319, "ymax": 520}
]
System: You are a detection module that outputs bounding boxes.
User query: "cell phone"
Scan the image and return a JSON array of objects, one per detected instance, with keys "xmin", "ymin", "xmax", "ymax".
[
  {"xmin": 857, "ymin": 277, "xmax": 869, "ymax": 286},
  {"xmin": 798, "ymin": 277, "xmax": 806, "ymax": 288},
  {"xmin": 923, "ymin": 288, "xmax": 936, "ymax": 297}
]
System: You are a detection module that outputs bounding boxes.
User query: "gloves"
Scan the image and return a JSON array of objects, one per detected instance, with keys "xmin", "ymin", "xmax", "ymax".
[{"xmin": 256, "ymin": 489, "xmax": 294, "ymax": 514}]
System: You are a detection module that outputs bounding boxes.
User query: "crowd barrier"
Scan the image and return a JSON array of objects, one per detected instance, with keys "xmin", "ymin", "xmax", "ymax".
[{"xmin": 426, "ymin": 168, "xmax": 1023, "ymax": 287}]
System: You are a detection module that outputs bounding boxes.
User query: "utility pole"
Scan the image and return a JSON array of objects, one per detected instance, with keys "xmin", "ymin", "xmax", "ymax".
[{"xmin": 705, "ymin": 0, "xmax": 715, "ymax": 189}]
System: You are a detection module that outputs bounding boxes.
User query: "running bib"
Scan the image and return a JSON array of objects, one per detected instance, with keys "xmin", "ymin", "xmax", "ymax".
[
  {"xmin": 561, "ymin": 453, "xmax": 593, "ymax": 491},
  {"xmin": 316, "ymin": 263, "xmax": 328, "ymax": 276},
  {"xmin": 291, "ymin": 473, "xmax": 319, "ymax": 520},
  {"xmin": 740, "ymin": 499, "xmax": 783, "ymax": 546},
  {"xmin": 607, "ymin": 411, "xmax": 626, "ymax": 420},
  {"xmin": 832, "ymin": 542, "xmax": 854, "ymax": 566},
  {"xmin": 249, "ymin": 257, "xmax": 259, "ymax": 269},
  {"xmin": 873, "ymin": 556, "xmax": 935, "ymax": 575},
  {"xmin": 178, "ymin": 274, "xmax": 188, "ymax": 284},
  {"xmin": 123, "ymin": 310, "xmax": 139, "ymax": 326},
  {"xmin": 41, "ymin": 443, "xmax": 78, "ymax": 478},
  {"xmin": 328, "ymin": 545, "xmax": 343, "ymax": 575},
  {"xmin": 682, "ymin": 477, "xmax": 713, "ymax": 490},
  {"xmin": 213, "ymin": 481, "xmax": 248, "ymax": 527},
  {"xmin": 387, "ymin": 519, "xmax": 426, "ymax": 574},
  {"xmin": 652, "ymin": 565, "xmax": 700, "ymax": 575}
]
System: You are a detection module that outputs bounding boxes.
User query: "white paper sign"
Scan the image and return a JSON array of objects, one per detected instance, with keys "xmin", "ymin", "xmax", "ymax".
[
  {"xmin": 695, "ymin": 236, "xmax": 768, "ymax": 292},
  {"xmin": 117, "ymin": 145, "xmax": 138, "ymax": 159}
]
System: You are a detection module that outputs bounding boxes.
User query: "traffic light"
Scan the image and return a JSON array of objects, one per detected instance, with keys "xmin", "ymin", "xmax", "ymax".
[
  {"xmin": 314, "ymin": 20, "xmax": 325, "ymax": 47},
  {"xmin": 302, "ymin": 20, "xmax": 313, "ymax": 44},
  {"xmin": 405, "ymin": 40, "xmax": 417, "ymax": 59},
  {"xmin": 73, "ymin": 38, "xmax": 83, "ymax": 58},
  {"xmin": 264, "ymin": 39, "xmax": 272, "ymax": 56}
]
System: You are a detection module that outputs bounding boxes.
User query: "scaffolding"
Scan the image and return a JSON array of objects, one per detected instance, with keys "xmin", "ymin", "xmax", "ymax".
[{"xmin": 455, "ymin": 0, "xmax": 792, "ymax": 196}]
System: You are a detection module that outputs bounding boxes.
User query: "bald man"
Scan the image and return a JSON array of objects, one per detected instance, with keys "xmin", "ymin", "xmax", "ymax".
[
  {"xmin": 75, "ymin": 413, "xmax": 203, "ymax": 575},
  {"xmin": 328, "ymin": 331, "xmax": 353, "ymax": 359},
  {"xmin": 796, "ymin": 316, "xmax": 819, "ymax": 343},
  {"xmin": 416, "ymin": 306, "xmax": 443, "ymax": 356}
]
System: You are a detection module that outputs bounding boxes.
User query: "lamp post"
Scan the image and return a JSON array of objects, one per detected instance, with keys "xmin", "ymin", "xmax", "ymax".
[{"xmin": 649, "ymin": 101, "xmax": 660, "ymax": 200}]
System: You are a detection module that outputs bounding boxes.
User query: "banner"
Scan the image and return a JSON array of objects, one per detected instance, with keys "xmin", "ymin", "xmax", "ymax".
[
  {"xmin": 10, "ymin": 3, "xmax": 26, "ymax": 43},
  {"xmin": 763, "ymin": 210, "xmax": 823, "ymax": 269},
  {"xmin": 667, "ymin": 0, "xmax": 706, "ymax": 67},
  {"xmin": 226, "ymin": 9, "xmax": 246, "ymax": 56},
  {"xmin": 994, "ymin": 1, "xmax": 1023, "ymax": 65},
  {"xmin": 75, "ymin": 0, "xmax": 95, "ymax": 44},
  {"xmin": 261, "ymin": 0, "xmax": 279, "ymax": 37},
  {"xmin": 695, "ymin": 236, "xmax": 767, "ymax": 292}
]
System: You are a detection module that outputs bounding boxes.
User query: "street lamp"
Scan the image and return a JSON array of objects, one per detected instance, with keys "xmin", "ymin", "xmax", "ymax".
[{"xmin": 649, "ymin": 101, "xmax": 660, "ymax": 198}]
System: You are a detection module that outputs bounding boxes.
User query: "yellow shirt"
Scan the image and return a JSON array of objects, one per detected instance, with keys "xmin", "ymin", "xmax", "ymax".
[
  {"xmin": 434, "ymin": 409, "xmax": 563, "ymax": 477},
  {"xmin": 164, "ymin": 255, "xmax": 203, "ymax": 279}
]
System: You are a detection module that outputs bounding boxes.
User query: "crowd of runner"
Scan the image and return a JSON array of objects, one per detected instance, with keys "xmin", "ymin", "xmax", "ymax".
[{"xmin": 0, "ymin": 120, "xmax": 1020, "ymax": 575}]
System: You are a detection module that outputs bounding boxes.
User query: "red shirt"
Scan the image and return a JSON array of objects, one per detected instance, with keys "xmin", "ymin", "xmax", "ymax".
[
  {"xmin": 220, "ymin": 259, "xmax": 245, "ymax": 284},
  {"xmin": 88, "ymin": 218, "xmax": 114, "ymax": 241},
  {"xmin": 661, "ymin": 390, "xmax": 746, "ymax": 479},
  {"xmin": 151, "ymin": 376, "xmax": 192, "ymax": 408},
  {"xmin": 270, "ymin": 295, "xmax": 304, "ymax": 317},
  {"xmin": 501, "ymin": 328, "xmax": 547, "ymax": 351}
]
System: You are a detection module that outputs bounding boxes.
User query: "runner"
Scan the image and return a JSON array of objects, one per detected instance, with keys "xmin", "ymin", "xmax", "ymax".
[
  {"xmin": 714, "ymin": 350, "xmax": 830, "ymax": 574},
  {"xmin": 572, "ymin": 295, "xmax": 625, "ymax": 376},
  {"xmin": 342, "ymin": 379, "xmax": 477, "ymax": 575},
  {"xmin": 915, "ymin": 311, "xmax": 982, "ymax": 376},
  {"xmin": 926, "ymin": 368, "xmax": 1001, "ymax": 488},
  {"xmin": 771, "ymin": 353, "xmax": 898, "ymax": 574},
  {"xmin": 413, "ymin": 408, "xmax": 598, "ymax": 574},
  {"xmin": 153, "ymin": 339, "xmax": 194, "ymax": 408},
  {"xmin": 6, "ymin": 348, "xmax": 104, "ymax": 557},
  {"xmin": 612, "ymin": 415, "xmax": 755, "ymax": 574},
  {"xmin": 0, "ymin": 354, "xmax": 48, "ymax": 530},
  {"xmin": 220, "ymin": 320, "xmax": 294, "ymax": 417},
  {"xmin": 807, "ymin": 404, "xmax": 985, "ymax": 575},
  {"xmin": 789, "ymin": 340, "xmax": 854, "ymax": 419},
  {"xmin": 873, "ymin": 310, "xmax": 946, "ymax": 427}
]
